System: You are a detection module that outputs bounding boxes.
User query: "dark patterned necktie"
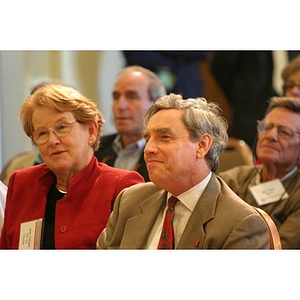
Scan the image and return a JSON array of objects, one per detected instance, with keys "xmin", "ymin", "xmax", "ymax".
[{"xmin": 157, "ymin": 196, "xmax": 179, "ymax": 249}]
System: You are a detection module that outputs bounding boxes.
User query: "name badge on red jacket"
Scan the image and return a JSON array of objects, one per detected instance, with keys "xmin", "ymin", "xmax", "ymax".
[{"xmin": 18, "ymin": 218, "xmax": 44, "ymax": 249}]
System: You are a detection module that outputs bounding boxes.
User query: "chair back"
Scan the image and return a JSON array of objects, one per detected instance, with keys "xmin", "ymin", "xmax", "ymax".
[
  {"xmin": 252, "ymin": 206, "xmax": 282, "ymax": 249},
  {"xmin": 0, "ymin": 151, "xmax": 39, "ymax": 185},
  {"xmin": 217, "ymin": 137, "xmax": 253, "ymax": 173}
]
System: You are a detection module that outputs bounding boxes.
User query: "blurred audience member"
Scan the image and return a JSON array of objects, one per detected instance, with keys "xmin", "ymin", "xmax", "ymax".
[
  {"xmin": 0, "ymin": 83, "xmax": 144, "ymax": 249},
  {"xmin": 94, "ymin": 66, "xmax": 166, "ymax": 181},
  {"xmin": 211, "ymin": 51, "xmax": 277, "ymax": 147},
  {"xmin": 219, "ymin": 97, "xmax": 300, "ymax": 249},
  {"xmin": 282, "ymin": 55, "xmax": 300, "ymax": 98},
  {"xmin": 123, "ymin": 51, "xmax": 210, "ymax": 98}
]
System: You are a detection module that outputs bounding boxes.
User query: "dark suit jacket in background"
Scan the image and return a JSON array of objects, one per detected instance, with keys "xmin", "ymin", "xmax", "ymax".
[
  {"xmin": 94, "ymin": 134, "xmax": 149, "ymax": 182},
  {"xmin": 97, "ymin": 174, "xmax": 270, "ymax": 249},
  {"xmin": 211, "ymin": 51, "xmax": 278, "ymax": 147},
  {"xmin": 123, "ymin": 50, "xmax": 210, "ymax": 98}
]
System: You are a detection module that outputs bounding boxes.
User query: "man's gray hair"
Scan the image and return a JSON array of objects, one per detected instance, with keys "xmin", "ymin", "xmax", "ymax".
[
  {"xmin": 266, "ymin": 96, "xmax": 300, "ymax": 115},
  {"xmin": 144, "ymin": 93, "xmax": 228, "ymax": 172}
]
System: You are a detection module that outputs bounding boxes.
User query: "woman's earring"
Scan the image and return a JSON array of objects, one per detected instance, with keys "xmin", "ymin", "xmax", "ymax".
[{"xmin": 89, "ymin": 140, "xmax": 93, "ymax": 147}]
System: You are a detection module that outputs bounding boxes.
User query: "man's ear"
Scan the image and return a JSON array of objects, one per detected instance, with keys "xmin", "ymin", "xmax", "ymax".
[{"xmin": 196, "ymin": 134, "xmax": 212, "ymax": 159}]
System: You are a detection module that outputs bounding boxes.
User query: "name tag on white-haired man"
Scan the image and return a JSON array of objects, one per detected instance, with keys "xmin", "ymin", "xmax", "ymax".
[{"xmin": 249, "ymin": 179, "xmax": 288, "ymax": 206}]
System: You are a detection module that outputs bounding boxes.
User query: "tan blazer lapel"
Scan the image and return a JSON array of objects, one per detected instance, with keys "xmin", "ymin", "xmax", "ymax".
[
  {"xmin": 177, "ymin": 174, "xmax": 221, "ymax": 249},
  {"xmin": 120, "ymin": 190, "xmax": 168, "ymax": 249}
]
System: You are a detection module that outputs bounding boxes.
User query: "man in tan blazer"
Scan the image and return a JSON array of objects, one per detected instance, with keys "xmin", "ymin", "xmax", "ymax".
[{"xmin": 97, "ymin": 94, "xmax": 270, "ymax": 249}]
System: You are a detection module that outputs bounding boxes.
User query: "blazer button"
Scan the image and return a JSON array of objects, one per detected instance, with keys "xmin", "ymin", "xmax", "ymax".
[{"xmin": 59, "ymin": 225, "xmax": 67, "ymax": 233}]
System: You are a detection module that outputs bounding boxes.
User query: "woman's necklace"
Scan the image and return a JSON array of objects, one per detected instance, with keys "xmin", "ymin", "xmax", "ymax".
[
  {"xmin": 56, "ymin": 185, "xmax": 67, "ymax": 195},
  {"xmin": 57, "ymin": 189, "xmax": 67, "ymax": 194}
]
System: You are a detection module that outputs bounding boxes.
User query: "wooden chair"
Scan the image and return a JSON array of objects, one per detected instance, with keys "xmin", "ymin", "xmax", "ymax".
[
  {"xmin": 217, "ymin": 137, "xmax": 253, "ymax": 173},
  {"xmin": 252, "ymin": 206, "xmax": 282, "ymax": 249}
]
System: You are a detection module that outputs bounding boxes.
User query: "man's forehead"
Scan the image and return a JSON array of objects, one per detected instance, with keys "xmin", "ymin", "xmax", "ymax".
[
  {"xmin": 149, "ymin": 126, "xmax": 173, "ymax": 133},
  {"xmin": 144, "ymin": 125, "xmax": 172, "ymax": 134},
  {"xmin": 265, "ymin": 108, "xmax": 300, "ymax": 126},
  {"xmin": 117, "ymin": 70, "xmax": 146, "ymax": 81},
  {"xmin": 114, "ymin": 72, "xmax": 149, "ymax": 90}
]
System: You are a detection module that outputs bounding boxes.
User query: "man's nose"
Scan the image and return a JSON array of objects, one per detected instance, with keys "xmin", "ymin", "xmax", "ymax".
[
  {"xmin": 144, "ymin": 139, "xmax": 158, "ymax": 154},
  {"xmin": 116, "ymin": 96, "xmax": 128, "ymax": 110},
  {"xmin": 265, "ymin": 126, "xmax": 279, "ymax": 141}
]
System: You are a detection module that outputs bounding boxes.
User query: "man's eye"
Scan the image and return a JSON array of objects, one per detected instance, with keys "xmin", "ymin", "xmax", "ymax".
[
  {"xmin": 126, "ymin": 92, "xmax": 139, "ymax": 100},
  {"xmin": 264, "ymin": 124, "xmax": 273, "ymax": 131},
  {"xmin": 112, "ymin": 92, "xmax": 120, "ymax": 101},
  {"xmin": 279, "ymin": 128, "xmax": 293, "ymax": 137}
]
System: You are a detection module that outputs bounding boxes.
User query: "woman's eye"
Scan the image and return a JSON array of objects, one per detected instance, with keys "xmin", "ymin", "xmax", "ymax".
[
  {"xmin": 37, "ymin": 130, "xmax": 47, "ymax": 137},
  {"xmin": 56, "ymin": 124, "xmax": 68, "ymax": 132}
]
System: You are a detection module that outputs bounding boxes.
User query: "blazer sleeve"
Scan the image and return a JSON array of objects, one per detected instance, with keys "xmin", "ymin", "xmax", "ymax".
[
  {"xmin": 278, "ymin": 208, "xmax": 300, "ymax": 249},
  {"xmin": 96, "ymin": 191, "xmax": 123, "ymax": 249},
  {"xmin": 222, "ymin": 213, "xmax": 270, "ymax": 249}
]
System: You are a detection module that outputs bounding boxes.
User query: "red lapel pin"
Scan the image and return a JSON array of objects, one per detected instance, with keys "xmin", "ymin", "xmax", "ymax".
[{"xmin": 193, "ymin": 240, "xmax": 200, "ymax": 247}]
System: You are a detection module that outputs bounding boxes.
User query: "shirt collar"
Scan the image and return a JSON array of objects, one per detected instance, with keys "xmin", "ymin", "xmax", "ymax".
[
  {"xmin": 254, "ymin": 165, "xmax": 298, "ymax": 184},
  {"xmin": 113, "ymin": 134, "xmax": 146, "ymax": 153},
  {"xmin": 167, "ymin": 172, "xmax": 212, "ymax": 212},
  {"xmin": 281, "ymin": 166, "xmax": 298, "ymax": 181}
]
